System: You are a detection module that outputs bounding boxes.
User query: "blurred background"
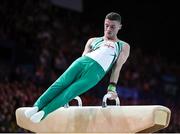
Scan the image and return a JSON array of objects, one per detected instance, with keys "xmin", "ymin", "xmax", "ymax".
[{"xmin": 0, "ymin": 0, "xmax": 179, "ymax": 132}]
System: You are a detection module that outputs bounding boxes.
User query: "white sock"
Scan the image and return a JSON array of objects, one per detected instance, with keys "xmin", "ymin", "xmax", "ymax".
[
  {"xmin": 25, "ymin": 106, "xmax": 39, "ymax": 118},
  {"xmin": 30, "ymin": 110, "xmax": 45, "ymax": 123}
]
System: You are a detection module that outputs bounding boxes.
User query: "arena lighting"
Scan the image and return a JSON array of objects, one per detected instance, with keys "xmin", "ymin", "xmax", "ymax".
[{"xmin": 50, "ymin": 0, "xmax": 83, "ymax": 12}]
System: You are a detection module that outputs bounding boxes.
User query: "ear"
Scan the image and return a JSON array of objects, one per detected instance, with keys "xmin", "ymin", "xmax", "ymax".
[{"xmin": 119, "ymin": 24, "xmax": 122, "ymax": 30}]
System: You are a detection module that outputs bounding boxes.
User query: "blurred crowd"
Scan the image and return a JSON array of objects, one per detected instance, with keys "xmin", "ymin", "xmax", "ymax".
[{"xmin": 0, "ymin": 0, "xmax": 180, "ymax": 132}]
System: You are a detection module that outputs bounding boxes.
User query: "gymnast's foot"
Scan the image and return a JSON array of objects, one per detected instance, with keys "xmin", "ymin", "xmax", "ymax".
[
  {"xmin": 30, "ymin": 110, "xmax": 45, "ymax": 123},
  {"xmin": 25, "ymin": 106, "xmax": 39, "ymax": 118}
]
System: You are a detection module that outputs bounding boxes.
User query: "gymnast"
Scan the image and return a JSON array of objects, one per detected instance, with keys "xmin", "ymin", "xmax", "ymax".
[{"xmin": 24, "ymin": 12, "xmax": 130, "ymax": 123}]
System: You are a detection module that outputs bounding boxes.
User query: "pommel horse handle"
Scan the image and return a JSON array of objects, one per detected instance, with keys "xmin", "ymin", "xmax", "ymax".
[
  {"xmin": 102, "ymin": 93, "xmax": 120, "ymax": 107},
  {"xmin": 64, "ymin": 96, "xmax": 82, "ymax": 108}
]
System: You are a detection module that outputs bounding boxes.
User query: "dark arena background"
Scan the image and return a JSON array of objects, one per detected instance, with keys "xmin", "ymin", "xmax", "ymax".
[{"xmin": 0, "ymin": 0, "xmax": 179, "ymax": 132}]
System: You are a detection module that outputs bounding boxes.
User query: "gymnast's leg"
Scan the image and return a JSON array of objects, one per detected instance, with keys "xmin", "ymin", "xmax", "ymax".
[
  {"xmin": 30, "ymin": 57, "xmax": 105, "ymax": 123},
  {"xmin": 25, "ymin": 57, "xmax": 84, "ymax": 118}
]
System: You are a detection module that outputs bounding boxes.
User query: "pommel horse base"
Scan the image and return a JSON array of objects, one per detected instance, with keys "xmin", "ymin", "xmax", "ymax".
[{"xmin": 15, "ymin": 95, "xmax": 171, "ymax": 133}]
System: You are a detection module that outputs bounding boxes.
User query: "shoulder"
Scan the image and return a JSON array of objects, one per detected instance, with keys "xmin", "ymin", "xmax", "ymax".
[
  {"xmin": 86, "ymin": 37, "xmax": 96, "ymax": 44},
  {"xmin": 88, "ymin": 37, "xmax": 103, "ymax": 42},
  {"xmin": 118, "ymin": 40, "xmax": 130, "ymax": 50},
  {"xmin": 88, "ymin": 37, "xmax": 96, "ymax": 41},
  {"xmin": 87, "ymin": 37, "xmax": 103, "ymax": 46}
]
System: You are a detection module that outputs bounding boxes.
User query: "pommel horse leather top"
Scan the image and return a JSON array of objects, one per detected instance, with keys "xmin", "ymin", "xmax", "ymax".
[{"xmin": 15, "ymin": 94, "xmax": 171, "ymax": 133}]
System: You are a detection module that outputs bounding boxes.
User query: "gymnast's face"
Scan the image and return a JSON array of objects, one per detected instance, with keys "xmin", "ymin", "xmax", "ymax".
[{"xmin": 104, "ymin": 19, "xmax": 121, "ymax": 40}]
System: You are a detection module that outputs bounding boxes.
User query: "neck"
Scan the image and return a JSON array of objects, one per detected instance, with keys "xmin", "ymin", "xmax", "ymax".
[{"xmin": 103, "ymin": 36, "xmax": 119, "ymax": 42}]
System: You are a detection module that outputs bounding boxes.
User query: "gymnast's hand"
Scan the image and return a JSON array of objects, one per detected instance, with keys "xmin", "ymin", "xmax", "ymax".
[
  {"xmin": 107, "ymin": 83, "xmax": 118, "ymax": 100},
  {"xmin": 107, "ymin": 91, "xmax": 118, "ymax": 100}
]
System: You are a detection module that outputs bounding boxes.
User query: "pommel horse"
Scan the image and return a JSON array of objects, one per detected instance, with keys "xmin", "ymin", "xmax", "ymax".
[{"xmin": 16, "ymin": 94, "xmax": 171, "ymax": 133}]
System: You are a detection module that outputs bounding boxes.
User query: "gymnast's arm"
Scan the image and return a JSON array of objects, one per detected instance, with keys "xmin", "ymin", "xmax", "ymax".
[
  {"xmin": 82, "ymin": 38, "xmax": 95, "ymax": 56},
  {"xmin": 108, "ymin": 43, "xmax": 130, "ymax": 99},
  {"xmin": 110, "ymin": 43, "xmax": 130, "ymax": 84}
]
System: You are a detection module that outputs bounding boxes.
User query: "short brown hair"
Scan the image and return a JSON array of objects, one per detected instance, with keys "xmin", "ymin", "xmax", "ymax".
[{"xmin": 105, "ymin": 12, "xmax": 121, "ymax": 23}]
